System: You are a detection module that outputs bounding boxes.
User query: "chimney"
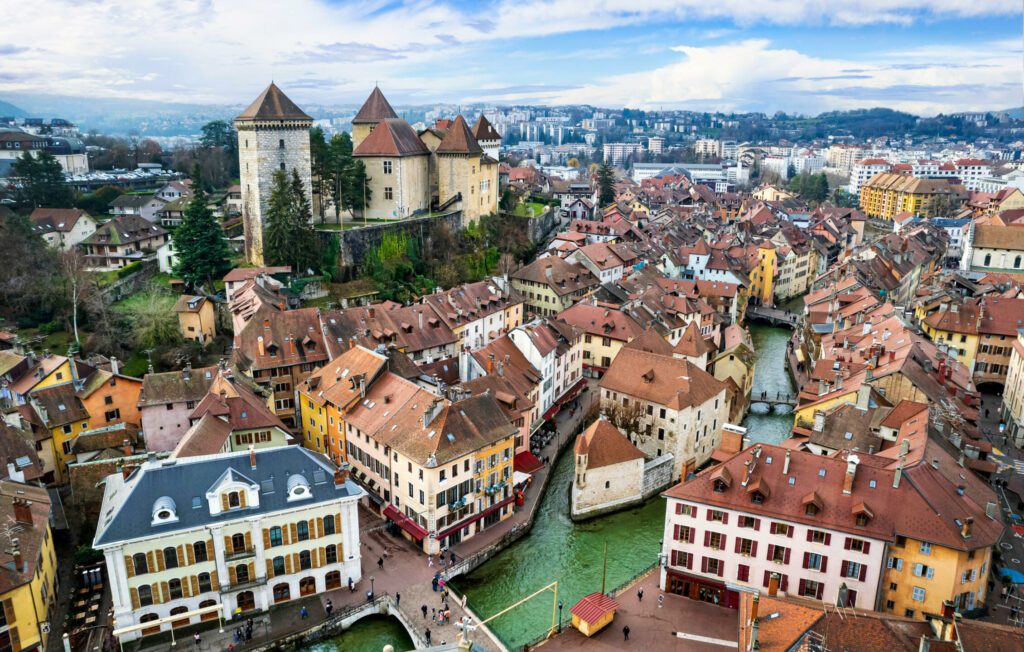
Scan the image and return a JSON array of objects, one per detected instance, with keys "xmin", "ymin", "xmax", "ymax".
[
  {"xmin": 110, "ymin": 356, "xmax": 119, "ymax": 376},
  {"xmin": 856, "ymin": 384, "xmax": 871, "ymax": 410},
  {"xmin": 768, "ymin": 573, "xmax": 780, "ymax": 597},
  {"xmin": 487, "ymin": 353, "xmax": 494, "ymax": 374},
  {"xmin": 183, "ymin": 363, "xmax": 191, "ymax": 381},
  {"xmin": 418, "ymin": 309, "xmax": 424, "ymax": 331},
  {"xmin": 263, "ymin": 318, "xmax": 271, "ymax": 330},
  {"xmin": 900, "ymin": 438, "xmax": 910, "ymax": 456},
  {"xmin": 930, "ymin": 458, "xmax": 940, "ymax": 469},
  {"xmin": 783, "ymin": 450, "xmax": 791, "ymax": 475},
  {"xmin": 257, "ymin": 335, "xmax": 265, "ymax": 356},
  {"xmin": 249, "ymin": 445, "xmax": 256, "ymax": 470},
  {"xmin": 893, "ymin": 456, "xmax": 905, "ymax": 488},
  {"xmin": 941, "ymin": 600, "xmax": 955, "ymax": 620},
  {"xmin": 986, "ymin": 501, "xmax": 998, "ymax": 519},
  {"xmin": 11, "ymin": 498, "xmax": 32, "ymax": 526},
  {"xmin": 122, "ymin": 439, "xmax": 132, "ymax": 456},
  {"xmin": 349, "ymin": 337, "xmax": 356, "ymax": 349},
  {"xmin": 10, "ymin": 539, "xmax": 21, "ymax": 572},
  {"xmin": 333, "ymin": 463, "xmax": 350, "ymax": 486},
  {"xmin": 742, "ymin": 459, "xmax": 752, "ymax": 486},
  {"xmin": 961, "ymin": 517, "xmax": 973, "ymax": 539},
  {"xmin": 843, "ymin": 454, "xmax": 859, "ymax": 495},
  {"xmin": 545, "ymin": 265, "xmax": 554, "ymax": 281},
  {"xmin": 813, "ymin": 411, "xmax": 825, "ymax": 433}
]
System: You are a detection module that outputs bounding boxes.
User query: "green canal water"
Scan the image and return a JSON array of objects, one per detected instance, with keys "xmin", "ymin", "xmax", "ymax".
[{"xmin": 321, "ymin": 322, "xmax": 798, "ymax": 651}]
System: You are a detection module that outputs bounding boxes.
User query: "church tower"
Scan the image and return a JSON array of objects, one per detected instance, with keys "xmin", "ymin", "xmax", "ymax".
[
  {"xmin": 235, "ymin": 83, "xmax": 313, "ymax": 265},
  {"xmin": 351, "ymin": 86, "xmax": 399, "ymax": 151}
]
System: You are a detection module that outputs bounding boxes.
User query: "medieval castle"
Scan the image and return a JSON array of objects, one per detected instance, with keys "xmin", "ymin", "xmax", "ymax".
[{"xmin": 236, "ymin": 83, "xmax": 501, "ymax": 265}]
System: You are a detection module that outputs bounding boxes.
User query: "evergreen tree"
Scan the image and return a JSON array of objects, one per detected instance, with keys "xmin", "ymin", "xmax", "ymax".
[
  {"xmin": 12, "ymin": 152, "xmax": 74, "ymax": 208},
  {"xmin": 263, "ymin": 170, "xmax": 321, "ymax": 274},
  {"xmin": 344, "ymin": 160, "xmax": 371, "ymax": 218},
  {"xmin": 309, "ymin": 127, "xmax": 329, "ymax": 219},
  {"xmin": 173, "ymin": 165, "xmax": 230, "ymax": 290},
  {"xmin": 328, "ymin": 133, "xmax": 353, "ymax": 220},
  {"xmin": 289, "ymin": 169, "xmax": 320, "ymax": 274},
  {"xmin": 597, "ymin": 162, "xmax": 615, "ymax": 206}
]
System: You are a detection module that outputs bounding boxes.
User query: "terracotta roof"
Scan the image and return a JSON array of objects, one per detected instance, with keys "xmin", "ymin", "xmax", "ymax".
[
  {"xmin": 471, "ymin": 115, "xmax": 502, "ymax": 142},
  {"xmin": 672, "ymin": 321, "xmax": 715, "ymax": 358},
  {"xmin": 621, "ymin": 328, "xmax": 674, "ymax": 356},
  {"xmin": 298, "ymin": 345, "xmax": 389, "ymax": 411},
  {"xmin": 511, "ymin": 257, "xmax": 598, "ymax": 297},
  {"xmin": 236, "ymin": 83, "xmax": 311, "ymax": 122},
  {"xmin": 31, "ymin": 383, "xmax": 88, "ymax": 427},
  {"xmin": 223, "ymin": 266, "xmax": 291, "ymax": 283},
  {"xmin": 0, "ymin": 421, "xmax": 43, "ymax": 482},
  {"xmin": 557, "ymin": 303, "xmax": 644, "ymax": 342},
  {"xmin": 138, "ymin": 365, "xmax": 219, "ymax": 407},
  {"xmin": 0, "ymin": 481, "xmax": 51, "ymax": 595},
  {"xmin": 353, "ymin": 118, "xmax": 429, "ymax": 157},
  {"xmin": 30, "ymin": 208, "xmax": 90, "ymax": 233},
  {"xmin": 82, "ymin": 214, "xmax": 167, "ymax": 246},
  {"xmin": 233, "ymin": 307, "xmax": 330, "ymax": 372},
  {"xmin": 353, "ymin": 87, "xmax": 399, "ymax": 124},
  {"xmin": 435, "ymin": 115, "xmax": 483, "ymax": 155},
  {"xmin": 569, "ymin": 593, "xmax": 618, "ymax": 624},
  {"xmin": 574, "ymin": 419, "xmax": 646, "ymax": 469},
  {"xmin": 599, "ymin": 347, "xmax": 726, "ymax": 411}
]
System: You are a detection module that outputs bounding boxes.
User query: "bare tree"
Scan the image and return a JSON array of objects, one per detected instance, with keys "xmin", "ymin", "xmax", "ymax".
[
  {"xmin": 601, "ymin": 401, "xmax": 650, "ymax": 442},
  {"xmin": 60, "ymin": 249, "xmax": 96, "ymax": 348}
]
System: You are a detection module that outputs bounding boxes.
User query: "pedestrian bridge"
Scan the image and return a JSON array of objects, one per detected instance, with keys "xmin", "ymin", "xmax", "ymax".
[
  {"xmin": 746, "ymin": 306, "xmax": 801, "ymax": 327},
  {"xmin": 749, "ymin": 392, "xmax": 797, "ymax": 412}
]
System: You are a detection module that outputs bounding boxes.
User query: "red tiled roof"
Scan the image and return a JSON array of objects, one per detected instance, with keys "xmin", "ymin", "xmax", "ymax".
[
  {"xmin": 569, "ymin": 592, "xmax": 618, "ymax": 624},
  {"xmin": 353, "ymin": 118, "xmax": 429, "ymax": 157},
  {"xmin": 353, "ymin": 86, "xmax": 399, "ymax": 124}
]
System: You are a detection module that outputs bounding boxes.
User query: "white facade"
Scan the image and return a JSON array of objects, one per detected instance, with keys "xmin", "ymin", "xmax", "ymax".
[
  {"xmin": 848, "ymin": 161, "xmax": 892, "ymax": 194},
  {"xmin": 660, "ymin": 494, "xmax": 887, "ymax": 609},
  {"xmin": 603, "ymin": 142, "xmax": 644, "ymax": 165}
]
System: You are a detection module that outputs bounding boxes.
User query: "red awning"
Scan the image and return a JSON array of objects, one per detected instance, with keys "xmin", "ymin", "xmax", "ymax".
[
  {"xmin": 437, "ymin": 496, "xmax": 514, "ymax": 540},
  {"xmin": 383, "ymin": 504, "xmax": 428, "ymax": 540},
  {"xmin": 570, "ymin": 592, "xmax": 619, "ymax": 625},
  {"xmin": 555, "ymin": 379, "xmax": 587, "ymax": 406},
  {"xmin": 542, "ymin": 405, "xmax": 559, "ymax": 421},
  {"xmin": 514, "ymin": 451, "xmax": 544, "ymax": 474}
]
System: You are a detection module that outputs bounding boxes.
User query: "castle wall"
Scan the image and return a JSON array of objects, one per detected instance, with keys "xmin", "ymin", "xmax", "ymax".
[{"xmin": 359, "ymin": 155, "xmax": 430, "ymax": 220}]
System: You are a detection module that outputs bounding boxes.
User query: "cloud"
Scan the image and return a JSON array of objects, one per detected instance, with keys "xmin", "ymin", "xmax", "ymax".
[
  {"xmin": 291, "ymin": 42, "xmax": 408, "ymax": 63},
  {"xmin": 547, "ymin": 39, "xmax": 1023, "ymax": 115}
]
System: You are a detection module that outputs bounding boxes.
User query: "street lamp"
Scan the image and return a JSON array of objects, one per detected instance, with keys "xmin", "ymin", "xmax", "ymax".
[
  {"xmin": 370, "ymin": 575, "xmax": 376, "ymax": 600},
  {"xmin": 557, "ymin": 601, "xmax": 563, "ymax": 633}
]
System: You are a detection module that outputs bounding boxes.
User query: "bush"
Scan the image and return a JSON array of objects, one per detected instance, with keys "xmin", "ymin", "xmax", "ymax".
[
  {"xmin": 74, "ymin": 545, "xmax": 104, "ymax": 566},
  {"xmin": 38, "ymin": 320, "xmax": 63, "ymax": 335},
  {"xmin": 116, "ymin": 262, "xmax": 141, "ymax": 279}
]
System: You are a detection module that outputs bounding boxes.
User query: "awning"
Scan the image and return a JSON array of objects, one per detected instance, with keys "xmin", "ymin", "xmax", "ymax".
[
  {"xmin": 514, "ymin": 451, "xmax": 544, "ymax": 473},
  {"xmin": 555, "ymin": 379, "xmax": 588, "ymax": 406},
  {"xmin": 437, "ymin": 496, "xmax": 514, "ymax": 540},
  {"xmin": 513, "ymin": 471, "xmax": 531, "ymax": 486},
  {"xmin": 542, "ymin": 405, "xmax": 559, "ymax": 421},
  {"xmin": 383, "ymin": 504, "xmax": 428, "ymax": 540}
]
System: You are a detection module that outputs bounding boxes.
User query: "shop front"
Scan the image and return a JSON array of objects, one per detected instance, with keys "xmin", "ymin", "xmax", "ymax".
[{"xmin": 663, "ymin": 568, "xmax": 741, "ymax": 609}]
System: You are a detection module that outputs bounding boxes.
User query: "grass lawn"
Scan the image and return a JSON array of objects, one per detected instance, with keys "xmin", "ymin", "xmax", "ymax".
[
  {"xmin": 17, "ymin": 327, "xmax": 80, "ymax": 354},
  {"xmin": 513, "ymin": 202, "xmax": 548, "ymax": 217},
  {"xmin": 120, "ymin": 352, "xmax": 150, "ymax": 377}
]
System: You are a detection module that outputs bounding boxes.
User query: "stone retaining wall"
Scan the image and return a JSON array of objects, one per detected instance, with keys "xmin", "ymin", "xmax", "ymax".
[{"xmin": 317, "ymin": 211, "xmax": 464, "ymax": 271}]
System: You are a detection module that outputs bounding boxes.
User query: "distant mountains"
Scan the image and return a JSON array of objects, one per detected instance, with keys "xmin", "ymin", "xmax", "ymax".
[{"xmin": 0, "ymin": 99, "xmax": 27, "ymax": 118}]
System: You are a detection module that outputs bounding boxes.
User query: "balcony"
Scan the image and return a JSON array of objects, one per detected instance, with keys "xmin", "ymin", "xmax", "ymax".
[
  {"xmin": 218, "ymin": 575, "xmax": 267, "ymax": 594},
  {"xmin": 224, "ymin": 546, "xmax": 257, "ymax": 562}
]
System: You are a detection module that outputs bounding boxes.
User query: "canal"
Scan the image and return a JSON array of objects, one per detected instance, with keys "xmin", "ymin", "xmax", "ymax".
[{"xmin": 321, "ymin": 321, "xmax": 798, "ymax": 651}]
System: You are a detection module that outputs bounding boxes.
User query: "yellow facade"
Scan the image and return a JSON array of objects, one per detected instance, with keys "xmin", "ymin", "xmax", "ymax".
[
  {"xmin": 793, "ymin": 390, "xmax": 858, "ymax": 429},
  {"xmin": 859, "ymin": 173, "xmax": 964, "ymax": 220},
  {"xmin": 298, "ymin": 392, "xmax": 330, "ymax": 457},
  {"xmin": 751, "ymin": 246, "xmax": 777, "ymax": 306},
  {"xmin": 883, "ymin": 537, "xmax": 991, "ymax": 619},
  {"xmin": 50, "ymin": 416, "xmax": 90, "ymax": 484},
  {"xmin": 32, "ymin": 359, "xmax": 73, "ymax": 391},
  {"xmin": 177, "ymin": 301, "xmax": 216, "ymax": 344},
  {"xmin": 1, "ymin": 492, "xmax": 57, "ymax": 652},
  {"xmin": 920, "ymin": 323, "xmax": 979, "ymax": 369}
]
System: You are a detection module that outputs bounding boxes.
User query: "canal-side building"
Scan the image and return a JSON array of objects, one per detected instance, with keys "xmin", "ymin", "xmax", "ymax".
[
  {"xmin": 94, "ymin": 447, "xmax": 363, "ymax": 641},
  {"xmin": 660, "ymin": 443, "xmax": 1000, "ymax": 618},
  {"xmin": 598, "ymin": 346, "xmax": 729, "ymax": 479}
]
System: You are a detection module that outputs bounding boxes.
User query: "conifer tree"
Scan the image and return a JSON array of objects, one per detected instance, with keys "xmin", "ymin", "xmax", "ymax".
[
  {"xmin": 173, "ymin": 165, "xmax": 230, "ymax": 290},
  {"xmin": 263, "ymin": 169, "xmax": 321, "ymax": 274},
  {"xmin": 597, "ymin": 162, "xmax": 615, "ymax": 206}
]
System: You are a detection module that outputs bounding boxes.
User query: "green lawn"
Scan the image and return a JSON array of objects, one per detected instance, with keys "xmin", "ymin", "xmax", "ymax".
[
  {"xmin": 17, "ymin": 327, "xmax": 79, "ymax": 355},
  {"xmin": 513, "ymin": 202, "xmax": 548, "ymax": 218}
]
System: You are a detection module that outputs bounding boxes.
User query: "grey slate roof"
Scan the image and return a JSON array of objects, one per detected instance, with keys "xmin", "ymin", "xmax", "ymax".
[{"xmin": 93, "ymin": 446, "xmax": 361, "ymax": 547}]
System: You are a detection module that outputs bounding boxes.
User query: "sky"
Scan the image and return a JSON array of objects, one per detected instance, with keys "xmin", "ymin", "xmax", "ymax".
[{"xmin": 0, "ymin": 0, "xmax": 1022, "ymax": 115}]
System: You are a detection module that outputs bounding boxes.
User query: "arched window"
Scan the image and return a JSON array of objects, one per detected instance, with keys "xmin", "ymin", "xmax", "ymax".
[
  {"xmin": 169, "ymin": 605, "xmax": 189, "ymax": 628},
  {"xmin": 273, "ymin": 583, "xmax": 291, "ymax": 603},
  {"xmin": 325, "ymin": 544, "xmax": 337, "ymax": 565},
  {"xmin": 169, "ymin": 578, "xmax": 183, "ymax": 600},
  {"xmin": 198, "ymin": 572, "xmax": 212, "ymax": 593},
  {"xmin": 325, "ymin": 571, "xmax": 341, "ymax": 590},
  {"xmin": 279, "ymin": 162, "xmax": 286, "ymax": 172},
  {"xmin": 299, "ymin": 550, "xmax": 312, "ymax": 570},
  {"xmin": 296, "ymin": 521, "xmax": 309, "ymax": 541},
  {"xmin": 604, "ymin": 481, "xmax": 610, "ymax": 489},
  {"xmin": 237, "ymin": 591, "xmax": 256, "ymax": 611},
  {"xmin": 140, "ymin": 612, "xmax": 160, "ymax": 635},
  {"xmin": 228, "ymin": 492, "xmax": 240, "ymax": 508},
  {"xmin": 199, "ymin": 599, "xmax": 218, "ymax": 621},
  {"xmin": 133, "ymin": 552, "xmax": 149, "ymax": 575},
  {"xmin": 299, "ymin": 576, "xmax": 316, "ymax": 596},
  {"xmin": 138, "ymin": 584, "xmax": 154, "ymax": 607},
  {"xmin": 269, "ymin": 526, "xmax": 283, "ymax": 547},
  {"xmin": 231, "ymin": 533, "xmax": 246, "ymax": 553},
  {"xmin": 984, "ymin": 253, "xmax": 992, "ymax": 266},
  {"xmin": 322, "ymin": 516, "xmax": 336, "ymax": 536},
  {"xmin": 273, "ymin": 556, "xmax": 286, "ymax": 576},
  {"xmin": 236, "ymin": 564, "xmax": 250, "ymax": 584},
  {"xmin": 163, "ymin": 547, "xmax": 178, "ymax": 569},
  {"xmin": 193, "ymin": 541, "xmax": 209, "ymax": 563}
]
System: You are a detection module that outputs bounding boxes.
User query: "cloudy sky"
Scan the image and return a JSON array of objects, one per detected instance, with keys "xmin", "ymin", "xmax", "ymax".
[{"xmin": 1, "ymin": 0, "xmax": 1022, "ymax": 114}]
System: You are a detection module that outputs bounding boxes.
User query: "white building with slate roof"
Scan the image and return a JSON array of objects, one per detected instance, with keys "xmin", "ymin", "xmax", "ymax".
[{"xmin": 94, "ymin": 446, "xmax": 363, "ymax": 641}]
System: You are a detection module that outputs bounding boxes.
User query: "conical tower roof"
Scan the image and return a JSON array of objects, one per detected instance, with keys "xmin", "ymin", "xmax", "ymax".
[
  {"xmin": 471, "ymin": 115, "xmax": 501, "ymax": 141},
  {"xmin": 436, "ymin": 115, "xmax": 483, "ymax": 155},
  {"xmin": 236, "ymin": 83, "xmax": 311, "ymax": 121},
  {"xmin": 353, "ymin": 86, "xmax": 399, "ymax": 124}
]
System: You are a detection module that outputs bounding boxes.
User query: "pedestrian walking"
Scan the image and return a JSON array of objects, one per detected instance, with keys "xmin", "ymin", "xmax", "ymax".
[
  {"xmin": 396, "ymin": 592, "xmax": 401, "ymax": 606},
  {"xmin": 325, "ymin": 599, "xmax": 333, "ymax": 617},
  {"xmin": 439, "ymin": 578, "xmax": 446, "ymax": 591},
  {"xmin": 377, "ymin": 556, "xmax": 385, "ymax": 570},
  {"xmin": 426, "ymin": 629, "xmax": 432, "ymax": 645},
  {"xmin": 623, "ymin": 625, "xmax": 630, "ymax": 641},
  {"xmin": 432, "ymin": 576, "xmax": 439, "ymax": 592},
  {"xmin": 193, "ymin": 632, "xmax": 201, "ymax": 648},
  {"xmin": 432, "ymin": 607, "xmax": 437, "ymax": 621},
  {"xmin": 300, "ymin": 605, "xmax": 309, "ymax": 619},
  {"xmin": 422, "ymin": 604, "xmax": 429, "ymax": 619},
  {"xmin": 445, "ymin": 609, "xmax": 451, "ymax": 624},
  {"xmin": 637, "ymin": 588, "xmax": 644, "ymax": 602},
  {"xmin": 450, "ymin": 552, "xmax": 456, "ymax": 565},
  {"xmin": 348, "ymin": 577, "xmax": 355, "ymax": 592},
  {"xmin": 428, "ymin": 555, "xmax": 434, "ymax": 568}
]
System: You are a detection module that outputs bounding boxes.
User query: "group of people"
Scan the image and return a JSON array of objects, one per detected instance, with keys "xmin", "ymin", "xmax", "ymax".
[{"xmin": 231, "ymin": 618, "xmax": 255, "ymax": 644}]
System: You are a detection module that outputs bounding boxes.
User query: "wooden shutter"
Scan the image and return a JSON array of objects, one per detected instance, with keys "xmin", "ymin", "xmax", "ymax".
[
  {"xmin": 155, "ymin": 551, "xmax": 165, "ymax": 572},
  {"xmin": 784, "ymin": 547, "xmax": 791, "ymax": 564},
  {"xmin": 767, "ymin": 544, "xmax": 775, "ymax": 561},
  {"xmin": 177, "ymin": 545, "xmax": 185, "ymax": 567},
  {"xmin": 722, "ymin": 513, "xmax": 728, "ymax": 525},
  {"xmin": 239, "ymin": 491, "xmax": 247, "ymax": 508},
  {"xmin": 734, "ymin": 538, "xmax": 741, "ymax": 554},
  {"xmin": 750, "ymin": 541, "xmax": 758, "ymax": 557},
  {"xmin": 244, "ymin": 531, "xmax": 252, "ymax": 551},
  {"xmin": 863, "ymin": 542, "xmax": 871, "ymax": 554},
  {"xmin": 806, "ymin": 530, "xmax": 813, "ymax": 542},
  {"xmin": 221, "ymin": 494, "xmax": 229, "ymax": 511},
  {"xmin": 701, "ymin": 557, "xmax": 708, "ymax": 573},
  {"xmin": 186, "ymin": 544, "xmax": 195, "ymax": 565},
  {"xmin": 182, "ymin": 577, "xmax": 191, "ymax": 598},
  {"xmin": 802, "ymin": 552, "xmax": 810, "ymax": 569},
  {"xmin": 844, "ymin": 538, "xmax": 852, "ymax": 550},
  {"xmin": 706, "ymin": 510, "xmax": 712, "ymax": 521},
  {"xmin": 160, "ymin": 582, "xmax": 170, "ymax": 603},
  {"xmin": 124, "ymin": 555, "xmax": 135, "ymax": 578},
  {"xmin": 334, "ymin": 514, "xmax": 341, "ymax": 533},
  {"xmin": 763, "ymin": 571, "xmax": 771, "ymax": 588},
  {"xmin": 319, "ymin": 547, "xmax": 326, "ymax": 567},
  {"xmin": 293, "ymin": 553, "xmax": 300, "ymax": 572},
  {"xmin": 859, "ymin": 564, "xmax": 867, "ymax": 581},
  {"xmin": 720, "ymin": 534, "xmax": 727, "ymax": 550},
  {"xmin": 312, "ymin": 548, "xmax": 320, "ymax": 569},
  {"xmin": 824, "ymin": 533, "xmax": 832, "ymax": 545},
  {"xmin": 248, "ymin": 562, "xmax": 255, "ymax": 581},
  {"xmin": 289, "ymin": 523, "xmax": 297, "ymax": 543},
  {"xmin": 309, "ymin": 519, "xmax": 316, "ymax": 540},
  {"xmin": 130, "ymin": 588, "xmax": 140, "ymax": 609},
  {"xmin": 266, "ymin": 559, "xmax": 274, "ymax": 578},
  {"xmin": 798, "ymin": 579, "xmax": 806, "ymax": 596},
  {"xmin": 228, "ymin": 565, "xmax": 237, "ymax": 586},
  {"xmin": 211, "ymin": 570, "xmax": 220, "ymax": 591},
  {"xmin": 717, "ymin": 561, "xmax": 724, "ymax": 577},
  {"xmin": 206, "ymin": 539, "xmax": 214, "ymax": 561},
  {"xmin": 769, "ymin": 522, "xmax": 777, "ymax": 535},
  {"xmin": 147, "ymin": 551, "xmax": 157, "ymax": 573},
  {"xmin": 841, "ymin": 560, "xmax": 849, "ymax": 577},
  {"xmin": 190, "ymin": 576, "xmax": 199, "ymax": 595},
  {"xmin": 224, "ymin": 536, "xmax": 233, "ymax": 554},
  {"xmin": 820, "ymin": 556, "xmax": 828, "ymax": 573},
  {"xmin": 703, "ymin": 531, "xmax": 711, "ymax": 546},
  {"xmin": 753, "ymin": 518, "xmax": 761, "ymax": 531},
  {"xmin": 263, "ymin": 528, "xmax": 271, "ymax": 549},
  {"xmin": 284, "ymin": 555, "xmax": 292, "ymax": 575}
]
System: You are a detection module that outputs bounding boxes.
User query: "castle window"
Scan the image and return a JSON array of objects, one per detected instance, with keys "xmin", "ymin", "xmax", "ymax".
[
  {"xmin": 280, "ymin": 162, "xmax": 286, "ymax": 171},
  {"xmin": 279, "ymin": 139, "xmax": 285, "ymax": 149},
  {"xmin": 193, "ymin": 541, "xmax": 209, "ymax": 563},
  {"xmin": 384, "ymin": 187, "xmax": 393, "ymax": 201},
  {"xmin": 383, "ymin": 161, "xmax": 392, "ymax": 174}
]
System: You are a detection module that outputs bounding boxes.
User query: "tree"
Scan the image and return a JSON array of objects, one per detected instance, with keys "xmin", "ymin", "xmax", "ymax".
[
  {"xmin": 60, "ymin": 249, "xmax": 97, "ymax": 348},
  {"xmin": 567, "ymin": 157, "xmax": 580, "ymax": 168},
  {"xmin": 199, "ymin": 120, "xmax": 236, "ymax": 149},
  {"xmin": 75, "ymin": 185, "xmax": 124, "ymax": 214},
  {"xmin": 263, "ymin": 169, "xmax": 321, "ymax": 274},
  {"xmin": 596, "ymin": 162, "xmax": 615, "ymax": 206},
  {"xmin": 930, "ymin": 192, "xmax": 962, "ymax": 218},
  {"xmin": 0, "ymin": 211, "xmax": 61, "ymax": 323},
  {"xmin": 601, "ymin": 401, "xmax": 649, "ymax": 441},
  {"xmin": 123, "ymin": 291, "xmax": 181, "ymax": 349},
  {"xmin": 327, "ymin": 133, "xmax": 355, "ymax": 220},
  {"xmin": 173, "ymin": 165, "xmax": 231, "ymax": 290},
  {"xmin": 12, "ymin": 152, "xmax": 74, "ymax": 208},
  {"xmin": 344, "ymin": 160, "xmax": 371, "ymax": 218},
  {"xmin": 309, "ymin": 127, "xmax": 330, "ymax": 220},
  {"xmin": 785, "ymin": 163, "xmax": 797, "ymax": 181}
]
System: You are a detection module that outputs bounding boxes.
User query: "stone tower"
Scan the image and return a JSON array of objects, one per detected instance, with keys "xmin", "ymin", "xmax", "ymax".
[
  {"xmin": 471, "ymin": 115, "xmax": 502, "ymax": 161},
  {"xmin": 351, "ymin": 86, "xmax": 399, "ymax": 151},
  {"xmin": 235, "ymin": 83, "xmax": 313, "ymax": 265},
  {"xmin": 435, "ymin": 115, "xmax": 499, "ymax": 225}
]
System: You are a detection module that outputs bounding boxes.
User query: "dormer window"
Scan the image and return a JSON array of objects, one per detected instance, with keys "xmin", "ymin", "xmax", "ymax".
[
  {"xmin": 713, "ymin": 480, "xmax": 728, "ymax": 493},
  {"xmin": 152, "ymin": 496, "xmax": 178, "ymax": 525},
  {"xmin": 287, "ymin": 474, "xmax": 312, "ymax": 502},
  {"xmin": 751, "ymin": 491, "xmax": 765, "ymax": 505},
  {"xmin": 805, "ymin": 504, "xmax": 819, "ymax": 516},
  {"xmin": 228, "ymin": 491, "xmax": 241, "ymax": 508}
]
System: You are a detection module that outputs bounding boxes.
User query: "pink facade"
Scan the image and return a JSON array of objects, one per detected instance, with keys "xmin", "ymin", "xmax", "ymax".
[
  {"xmin": 140, "ymin": 401, "xmax": 197, "ymax": 452},
  {"xmin": 660, "ymin": 495, "xmax": 886, "ymax": 610}
]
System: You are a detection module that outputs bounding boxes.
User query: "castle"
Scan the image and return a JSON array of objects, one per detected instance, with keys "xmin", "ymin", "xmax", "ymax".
[{"xmin": 237, "ymin": 83, "xmax": 501, "ymax": 265}]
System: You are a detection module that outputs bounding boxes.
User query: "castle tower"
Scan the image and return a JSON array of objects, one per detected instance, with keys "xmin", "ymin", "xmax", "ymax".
[
  {"xmin": 235, "ymin": 83, "xmax": 313, "ymax": 265},
  {"xmin": 351, "ymin": 86, "xmax": 398, "ymax": 151},
  {"xmin": 435, "ymin": 115, "xmax": 499, "ymax": 225},
  {"xmin": 471, "ymin": 115, "xmax": 502, "ymax": 161}
]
